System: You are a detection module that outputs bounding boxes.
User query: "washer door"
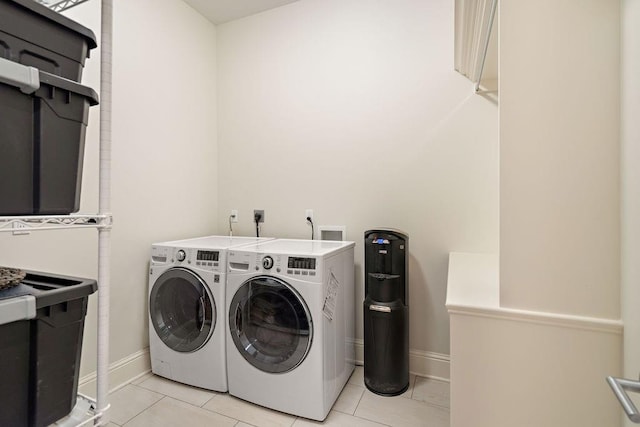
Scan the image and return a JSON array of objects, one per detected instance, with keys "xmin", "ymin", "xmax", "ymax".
[
  {"xmin": 229, "ymin": 275, "xmax": 312, "ymax": 374},
  {"xmin": 150, "ymin": 267, "xmax": 215, "ymax": 353}
]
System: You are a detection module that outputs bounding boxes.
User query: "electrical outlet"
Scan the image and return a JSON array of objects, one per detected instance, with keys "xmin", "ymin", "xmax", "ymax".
[
  {"xmin": 12, "ymin": 222, "xmax": 30, "ymax": 236},
  {"xmin": 254, "ymin": 209, "xmax": 265, "ymax": 223},
  {"xmin": 230, "ymin": 209, "xmax": 238, "ymax": 223},
  {"xmin": 305, "ymin": 209, "xmax": 313, "ymax": 222}
]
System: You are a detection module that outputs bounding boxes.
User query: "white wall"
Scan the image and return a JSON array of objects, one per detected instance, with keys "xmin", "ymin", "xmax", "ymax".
[
  {"xmin": 500, "ymin": 0, "xmax": 620, "ymax": 318},
  {"xmin": 450, "ymin": 311, "xmax": 622, "ymax": 427},
  {"xmin": 447, "ymin": 0, "xmax": 622, "ymax": 425},
  {"xmin": 216, "ymin": 0, "xmax": 499, "ymax": 358},
  {"xmin": 0, "ymin": 0, "xmax": 218, "ymax": 385},
  {"xmin": 447, "ymin": 254, "xmax": 623, "ymax": 427},
  {"xmin": 622, "ymin": 1, "xmax": 640, "ymax": 425}
]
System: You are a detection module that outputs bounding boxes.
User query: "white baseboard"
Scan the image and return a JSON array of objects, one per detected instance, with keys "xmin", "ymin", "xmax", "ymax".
[
  {"xmin": 78, "ymin": 348, "xmax": 151, "ymax": 398},
  {"xmin": 354, "ymin": 339, "xmax": 450, "ymax": 381},
  {"xmin": 76, "ymin": 342, "xmax": 451, "ymax": 397}
]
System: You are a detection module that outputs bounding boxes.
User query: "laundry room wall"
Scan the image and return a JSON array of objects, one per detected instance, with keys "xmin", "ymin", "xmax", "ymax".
[
  {"xmin": 216, "ymin": 0, "xmax": 499, "ymax": 372},
  {"xmin": 449, "ymin": 1, "xmax": 622, "ymax": 425},
  {"xmin": 0, "ymin": 0, "xmax": 218, "ymax": 388}
]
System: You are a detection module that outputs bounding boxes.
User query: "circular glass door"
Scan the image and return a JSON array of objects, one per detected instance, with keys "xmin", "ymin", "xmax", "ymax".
[
  {"xmin": 229, "ymin": 276, "xmax": 312, "ymax": 373},
  {"xmin": 150, "ymin": 267, "xmax": 215, "ymax": 353}
]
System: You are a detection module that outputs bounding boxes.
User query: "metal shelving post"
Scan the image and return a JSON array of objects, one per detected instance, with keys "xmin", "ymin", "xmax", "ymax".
[{"xmin": 96, "ymin": 0, "xmax": 113, "ymax": 424}]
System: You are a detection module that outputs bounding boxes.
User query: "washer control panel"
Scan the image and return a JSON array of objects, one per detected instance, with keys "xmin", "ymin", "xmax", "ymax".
[{"xmin": 150, "ymin": 246, "xmax": 222, "ymax": 272}]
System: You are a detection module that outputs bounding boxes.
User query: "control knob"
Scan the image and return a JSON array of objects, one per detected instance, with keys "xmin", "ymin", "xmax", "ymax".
[
  {"xmin": 262, "ymin": 256, "xmax": 274, "ymax": 270},
  {"xmin": 176, "ymin": 250, "xmax": 186, "ymax": 262}
]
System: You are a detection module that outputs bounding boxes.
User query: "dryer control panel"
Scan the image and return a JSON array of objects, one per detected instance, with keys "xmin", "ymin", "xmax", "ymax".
[
  {"xmin": 288, "ymin": 257, "xmax": 316, "ymax": 270},
  {"xmin": 285, "ymin": 256, "xmax": 319, "ymax": 278},
  {"xmin": 226, "ymin": 251, "xmax": 322, "ymax": 282}
]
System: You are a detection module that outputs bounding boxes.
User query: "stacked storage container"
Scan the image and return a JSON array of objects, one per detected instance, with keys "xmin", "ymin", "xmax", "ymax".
[
  {"xmin": 0, "ymin": 271, "xmax": 97, "ymax": 427},
  {"xmin": 0, "ymin": 1, "xmax": 99, "ymax": 426},
  {"xmin": 0, "ymin": 0, "xmax": 99, "ymax": 215}
]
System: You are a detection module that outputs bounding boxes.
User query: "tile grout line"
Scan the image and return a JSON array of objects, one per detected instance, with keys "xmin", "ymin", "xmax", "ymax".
[
  {"xmin": 411, "ymin": 377, "xmax": 451, "ymax": 409},
  {"xmin": 353, "ymin": 384, "xmax": 368, "ymax": 418},
  {"xmin": 344, "ymin": 390, "xmax": 393, "ymax": 427},
  {"xmin": 120, "ymin": 395, "xmax": 167, "ymax": 427},
  {"xmin": 351, "ymin": 371, "xmax": 413, "ymax": 425},
  {"xmin": 422, "ymin": 400, "xmax": 451, "ymax": 412},
  {"xmin": 199, "ymin": 391, "xmax": 219, "ymax": 408},
  {"xmin": 134, "ymin": 382, "xmax": 219, "ymax": 409},
  {"xmin": 118, "ymin": 373, "xmax": 449, "ymax": 426},
  {"xmin": 355, "ymin": 414, "xmax": 393, "ymax": 427},
  {"xmin": 233, "ymin": 419, "xmax": 259, "ymax": 427},
  {"xmin": 197, "ymin": 393, "xmax": 296, "ymax": 426},
  {"xmin": 197, "ymin": 393, "xmax": 240, "ymax": 420},
  {"xmin": 409, "ymin": 375, "xmax": 417, "ymax": 399}
]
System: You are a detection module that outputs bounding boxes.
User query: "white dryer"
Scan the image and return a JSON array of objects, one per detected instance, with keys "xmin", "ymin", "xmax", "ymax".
[
  {"xmin": 226, "ymin": 239, "xmax": 355, "ymax": 421},
  {"xmin": 148, "ymin": 235, "xmax": 272, "ymax": 392}
]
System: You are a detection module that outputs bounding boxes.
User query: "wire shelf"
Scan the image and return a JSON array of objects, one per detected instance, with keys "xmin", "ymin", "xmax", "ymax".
[
  {"xmin": 33, "ymin": 0, "xmax": 91, "ymax": 12},
  {"xmin": 0, "ymin": 215, "xmax": 112, "ymax": 232}
]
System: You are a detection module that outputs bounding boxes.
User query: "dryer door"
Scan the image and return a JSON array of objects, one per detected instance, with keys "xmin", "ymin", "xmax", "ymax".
[
  {"xmin": 229, "ymin": 275, "xmax": 312, "ymax": 373},
  {"xmin": 150, "ymin": 267, "xmax": 215, "ymax": 353}
]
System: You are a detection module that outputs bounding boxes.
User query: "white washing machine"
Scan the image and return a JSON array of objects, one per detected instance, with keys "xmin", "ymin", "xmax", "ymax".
[
  {"xmin": 148, "ymin": 235, "xmax": 273, "ymax": 392},
  {"xmin": 226, "ymin": 239, "xmax": 355, "ymax": 421}
]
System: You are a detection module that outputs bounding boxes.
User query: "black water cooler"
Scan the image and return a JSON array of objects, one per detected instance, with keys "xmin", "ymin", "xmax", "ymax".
[{"xmin": 363, "ymin": 229, "xmax": 409, "ymax": 396}]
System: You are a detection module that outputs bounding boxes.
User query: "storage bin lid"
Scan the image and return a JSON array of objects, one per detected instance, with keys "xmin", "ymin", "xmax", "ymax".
[
  {"xmin": 39, "ymin": 69, "xmax": 99, "ymax": 105},
  {"xmin": 0, "ymin": 271, "xmax": 97, "ymax": 309},
  {"xmin": 8, "ymin": 0, "xmax": 97, "ymax": 49}
]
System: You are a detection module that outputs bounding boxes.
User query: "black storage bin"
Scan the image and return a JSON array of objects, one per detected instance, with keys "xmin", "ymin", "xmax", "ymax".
[
  {"xmin": 0, "ymin": 65, "xmax": 99, "ymax": 215},
  {"xmin": 0, "ymin": 270, "xmax": 97, "ymax": 427},
  {"xmin": 0, "ymin": 0, "xmax": 97, "ymax": 81}
]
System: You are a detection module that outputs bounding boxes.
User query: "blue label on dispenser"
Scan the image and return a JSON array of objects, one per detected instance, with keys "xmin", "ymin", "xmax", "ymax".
[{"xmin": 374, "ymin": 238, "xmax": 390, "ymax": 244}]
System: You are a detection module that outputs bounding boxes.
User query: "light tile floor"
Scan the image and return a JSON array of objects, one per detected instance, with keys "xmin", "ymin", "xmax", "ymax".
[{"xmin": 104, "ymin": 367, "xmax": 449, "ymax": 427}]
